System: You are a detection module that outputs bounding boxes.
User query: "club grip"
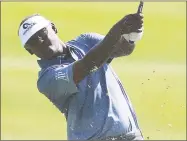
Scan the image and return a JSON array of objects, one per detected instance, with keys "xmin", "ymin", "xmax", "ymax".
[{"xmin": 137, "ymin": 1, "xmax": 144, "ymax": 14}]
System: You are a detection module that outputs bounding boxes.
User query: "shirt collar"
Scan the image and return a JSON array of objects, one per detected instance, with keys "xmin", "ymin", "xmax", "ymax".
[{"xmin": 37, "ymin": 43, "xmax": 84, "ymax": 69}]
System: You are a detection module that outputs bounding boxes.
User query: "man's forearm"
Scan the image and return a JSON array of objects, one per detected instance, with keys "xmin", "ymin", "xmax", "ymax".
[
  {"xmin": 111, "ymin": 40, "xmax": 135, "ymax": 58},
  {"xmin": 73, "ymin": 35, "xmax": 118, "ymax": 84},
  {"xmin": 82, "ymin": 35, "xmax": 117, "ymax": 72}
]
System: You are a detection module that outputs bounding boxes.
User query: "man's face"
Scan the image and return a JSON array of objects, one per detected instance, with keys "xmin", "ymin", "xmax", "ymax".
[{"xmin": 24, "ymin": 25, "xmax": 65, "ymax": 59}]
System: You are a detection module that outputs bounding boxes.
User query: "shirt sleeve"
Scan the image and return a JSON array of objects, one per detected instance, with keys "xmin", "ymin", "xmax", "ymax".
[
  {"xmin": 37, "ymin": 63, "xmax": 78, "ymax": 111},
  {"xmin": 76, "ymin": 32, "xmax": 105, "ymax": 50},
  {"xmin": 77, "ymin": 33, "xmax": 114, "ymax": 64}
]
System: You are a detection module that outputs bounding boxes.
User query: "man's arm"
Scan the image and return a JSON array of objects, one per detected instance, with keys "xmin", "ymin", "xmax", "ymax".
[
  {"xmin": 110, "ymin": 36, "xmax": 136, "ymax": 58},
  {"xmin": 73, "ymin": 13, "xmax": 143, "ymax": 84},
  {"xmin": 37, "ymin": 63, "xmax": 78, "ymax": 112},
  {"xmin": 74, "ymin": 33, "xmax": 114, "ymax": 64},
  {"xmin": 79, "ymin": 32, "xmax": 136, "ymax": 58}
]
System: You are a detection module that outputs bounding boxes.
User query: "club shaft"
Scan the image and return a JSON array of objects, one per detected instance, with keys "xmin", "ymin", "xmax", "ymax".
[{"xmin": 137, "ymin": 1, "xmax": 144, "ymax": 13}]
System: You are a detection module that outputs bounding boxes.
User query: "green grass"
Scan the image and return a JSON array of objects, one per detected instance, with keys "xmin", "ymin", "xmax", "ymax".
[{"xmin": 1, "ymin": 2, "xmax": 186, "ymax": 140}]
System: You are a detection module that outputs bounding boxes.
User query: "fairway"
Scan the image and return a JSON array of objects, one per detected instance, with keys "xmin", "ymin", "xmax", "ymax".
[{"xmin": 1, "ymin": 2, "xmax": 186, "ymax": 140}]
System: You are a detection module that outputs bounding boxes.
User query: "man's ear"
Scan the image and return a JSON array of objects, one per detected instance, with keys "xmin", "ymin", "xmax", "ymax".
[{"xmin": 51, "ymin": 23, "xmax": 58, "ymax": 34}]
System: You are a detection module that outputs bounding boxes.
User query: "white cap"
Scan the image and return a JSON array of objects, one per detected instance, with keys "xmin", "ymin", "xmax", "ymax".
[{"xmin": 18, "ymin": 15, "xmax": 50, "ymax": 47}]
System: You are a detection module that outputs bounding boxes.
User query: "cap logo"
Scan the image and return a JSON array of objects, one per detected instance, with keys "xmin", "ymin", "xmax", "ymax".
[
  {"xmin": 22, "ymin": 22, "xmax": 36, "ymax": 35},
  {"xmin": 19, "ymin": 15, "xmax": 50, "ymax": 46}
]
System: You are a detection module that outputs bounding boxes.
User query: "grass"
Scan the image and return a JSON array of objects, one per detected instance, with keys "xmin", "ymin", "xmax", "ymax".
[{"xmin": 1, "ymin": 2, "xmax": 186, "ymax": 140}]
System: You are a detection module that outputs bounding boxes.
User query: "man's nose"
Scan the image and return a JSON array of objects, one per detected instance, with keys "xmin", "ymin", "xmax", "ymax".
[{"xmin": 38, "ymin": 36, "xmax": 44, "ymax": 43}]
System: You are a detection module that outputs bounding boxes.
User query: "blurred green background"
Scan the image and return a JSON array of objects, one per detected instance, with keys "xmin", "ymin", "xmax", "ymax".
[{"xmin": 1, "ymin": 2, "xmax": 186, "ymax": 140}]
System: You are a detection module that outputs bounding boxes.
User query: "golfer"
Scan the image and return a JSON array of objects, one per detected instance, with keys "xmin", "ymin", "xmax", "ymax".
[{"xmin": 18, "ymin": 9, "xmax": 144, "ymax": 140}]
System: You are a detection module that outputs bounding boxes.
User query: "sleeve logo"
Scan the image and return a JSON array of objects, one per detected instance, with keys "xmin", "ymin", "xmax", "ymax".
[{"xmin": 55, "ymin": 71, "xmax": 69, "ymax": 81}]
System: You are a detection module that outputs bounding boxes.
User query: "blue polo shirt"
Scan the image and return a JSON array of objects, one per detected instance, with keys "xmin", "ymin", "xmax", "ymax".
[{"xmin": 37, "ymin": 33, "xmax": 141, "ymax": 140}]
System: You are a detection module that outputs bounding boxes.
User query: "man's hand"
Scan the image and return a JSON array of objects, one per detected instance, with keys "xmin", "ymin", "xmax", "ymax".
[
  {"xmin": 107, "ymin": 13, "xmax": 143, "ymax": 58},
  {"xmin": 105, "ymin": 13, "xmax": 143, "ymax": 46}
]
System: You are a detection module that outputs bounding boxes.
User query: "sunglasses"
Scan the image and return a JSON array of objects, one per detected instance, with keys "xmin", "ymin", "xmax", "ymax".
[
  {"xmin": 24, "ymin": 27, "xmax": 48, "ymax": 48},
  {"xmin": 24, "ymin": 27, "xmax": 48, "ymax": 54}
]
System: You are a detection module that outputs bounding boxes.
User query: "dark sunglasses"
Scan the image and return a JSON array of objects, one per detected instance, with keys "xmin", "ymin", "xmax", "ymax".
[
  {"xmin": 24, "ymin": 27, "xmax": 48, "ymax": 54},
  {"xmin": 25, "ymin": 27, "xmax": 48, "ymax": 48}
]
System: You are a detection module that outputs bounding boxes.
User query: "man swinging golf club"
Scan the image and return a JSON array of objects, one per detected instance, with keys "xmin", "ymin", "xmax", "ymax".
[{"xmin": 18, "ymin": 2, "xmax": 144, "ymax": 140}]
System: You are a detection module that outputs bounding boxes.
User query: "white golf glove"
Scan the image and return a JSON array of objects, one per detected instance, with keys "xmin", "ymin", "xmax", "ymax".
[{"xmin": 122, "ymin": 27, "xmax": 144, "ymax": 43}]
